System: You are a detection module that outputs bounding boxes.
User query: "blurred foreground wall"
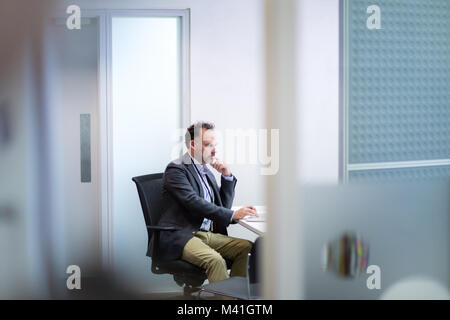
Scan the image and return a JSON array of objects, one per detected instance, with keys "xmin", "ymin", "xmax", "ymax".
[{"xmin": 0, "ymin": 0, "xmax": 51, "ymax": 298}]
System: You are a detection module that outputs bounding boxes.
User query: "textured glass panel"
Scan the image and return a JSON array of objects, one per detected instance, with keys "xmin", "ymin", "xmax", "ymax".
[
  {"xmin": 349, "ymin": 165, "xmax": 450, "ymax": 183},
  {"xmin": 347, "ymin": 0, "xmax": 450, "ymax": 164}
]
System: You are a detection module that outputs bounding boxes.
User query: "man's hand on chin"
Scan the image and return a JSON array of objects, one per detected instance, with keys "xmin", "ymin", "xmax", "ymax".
[{"xmin": 210, "ymin": 157, "xmax": 232, "ymax": 177}]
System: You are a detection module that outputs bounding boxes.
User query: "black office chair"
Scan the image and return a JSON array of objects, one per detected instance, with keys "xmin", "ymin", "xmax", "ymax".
[
  {"xmin": 132, "ymin": 173, "xmax": 206, "ymax": 296},
  {"xmin": 132, "ymin": 173, "xmax": 232, "ymax": 297}
]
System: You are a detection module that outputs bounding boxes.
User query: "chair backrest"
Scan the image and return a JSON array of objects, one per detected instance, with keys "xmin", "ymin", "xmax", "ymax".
[{"xmin": 131, "ymin": 173, "xmax": 164, "ymax": 243}]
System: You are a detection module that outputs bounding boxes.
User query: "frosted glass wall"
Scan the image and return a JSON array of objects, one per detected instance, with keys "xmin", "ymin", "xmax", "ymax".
[{"xmin": 111, "ymin": 16, "xmax": 182, "ymax": 292}]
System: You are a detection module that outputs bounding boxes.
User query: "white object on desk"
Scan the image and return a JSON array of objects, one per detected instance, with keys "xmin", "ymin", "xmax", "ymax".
[
  {"xmin": 232, "ymin": 205, "xmax": 266, "ymax": 220},
  {"xmin": 231, "ymin": 205, "xmax": 267, "ymax": 236},
  {"xmin": 244, "ymin": 205, "xmax": 266, "ymax": 222}
]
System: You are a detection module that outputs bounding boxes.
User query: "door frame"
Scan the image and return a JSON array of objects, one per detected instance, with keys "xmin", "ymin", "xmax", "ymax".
[{"xmin": 84, "ymin": 9, "xmax": 191, "ymax": 270}]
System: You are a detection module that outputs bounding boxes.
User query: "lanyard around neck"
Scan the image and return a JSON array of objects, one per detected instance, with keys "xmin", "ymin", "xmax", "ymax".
[{"xmin": 191, "ymin": 157, "xmax": 214, "ymax": 201}]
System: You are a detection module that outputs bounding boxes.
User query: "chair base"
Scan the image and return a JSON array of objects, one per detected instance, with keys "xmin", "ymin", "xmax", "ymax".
[
  {"xmin": 183, "ymin": 285, "xmax": 202, "ymax": 297},
  {"xmin": 201, "ymin": 277, "xmax": 261, "ymax": 300},
  {"xmin": 173, "ymin": 273, "xmax": 206, "ymax": 288}
]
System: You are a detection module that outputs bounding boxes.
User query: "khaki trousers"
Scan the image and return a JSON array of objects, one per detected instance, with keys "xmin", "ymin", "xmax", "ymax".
[{"xmin": 181, "ymin": 231, "xmax": 253, "ymax": 284}]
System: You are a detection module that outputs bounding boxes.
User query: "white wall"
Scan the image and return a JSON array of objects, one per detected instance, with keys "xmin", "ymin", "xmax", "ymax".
[
  {"xmin": 296, "ymin": 0, "xmax": 341, "ymax": 185},
  {"xmin": 188, "ymin": 0, "xmax": 266, "ymax": 207}
]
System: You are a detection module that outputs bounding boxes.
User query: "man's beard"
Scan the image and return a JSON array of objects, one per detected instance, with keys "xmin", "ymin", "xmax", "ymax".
[{"xmin": 204, "ymin": 155, "xmax": 215, "ymax": 164}]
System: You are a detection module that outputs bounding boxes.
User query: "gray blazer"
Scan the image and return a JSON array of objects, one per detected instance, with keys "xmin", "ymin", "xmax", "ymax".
[{"xmin": 150, "ymin": 152, "xmax": 237, "ymax": 261}]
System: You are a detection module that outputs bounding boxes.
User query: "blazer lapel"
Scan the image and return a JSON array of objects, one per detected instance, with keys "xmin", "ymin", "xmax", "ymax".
[
  {"xmin": 182, "ymin": 153, "xmax": 204, "ymax": 198},
  {"xmin": 205, "ymin": 170, "xmax": 222, "ymax": 206}
]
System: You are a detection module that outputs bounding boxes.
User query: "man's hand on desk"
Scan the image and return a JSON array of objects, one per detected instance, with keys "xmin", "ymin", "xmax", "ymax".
[{"xmin": 232, "ymin": 206, "xmax": 258, "ymax": 221}]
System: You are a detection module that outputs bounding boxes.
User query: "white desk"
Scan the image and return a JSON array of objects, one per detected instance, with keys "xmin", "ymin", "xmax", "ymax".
[
  {"xmin": 231, "ymin": 206, "xmax": 266, "ymax": 236},
  {"xmin": 237, "ymin": 220, "xmax": 266, "ymax": 236}
]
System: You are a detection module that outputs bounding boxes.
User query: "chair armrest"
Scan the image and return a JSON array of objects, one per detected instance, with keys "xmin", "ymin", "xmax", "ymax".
[
  {"xmin": 148, "ymin": 225, "xmax": 179, "ymax": 263},
  {"xmin": 147, "ymin": 225, "xmax": 180, "ymax": 231}
]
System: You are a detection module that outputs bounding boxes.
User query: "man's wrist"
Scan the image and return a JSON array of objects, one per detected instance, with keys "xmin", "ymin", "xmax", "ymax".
[{"xmin": 222, "ymin": 173, "xmax": 234, "ymax": 181}]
